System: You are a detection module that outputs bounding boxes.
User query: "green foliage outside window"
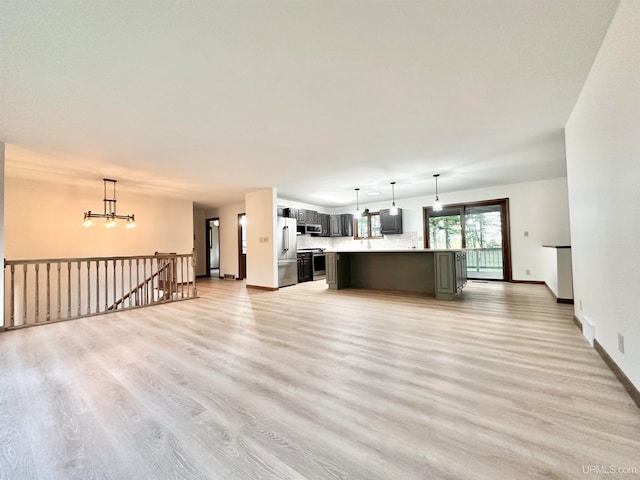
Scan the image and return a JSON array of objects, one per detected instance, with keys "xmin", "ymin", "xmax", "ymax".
[
  {"xmin": 356, "ymin": 212, "xmax": 382, "ymax": 239},
  {"xmin": 429, "ymin": 216, "xmax": 462, "ymax": 249}
]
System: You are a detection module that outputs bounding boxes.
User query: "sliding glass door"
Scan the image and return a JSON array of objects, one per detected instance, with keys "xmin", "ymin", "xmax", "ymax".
[
  {"xmin": 464, "ymin": 205, "xmax": 504, "ymax": 279},
  {"xmin": 428, "ymin": 208, "xmax": 462, "ymax": 249},
  {"xmin": 424, "ymin": 199, "xmax": 511, "ymax": 281}
]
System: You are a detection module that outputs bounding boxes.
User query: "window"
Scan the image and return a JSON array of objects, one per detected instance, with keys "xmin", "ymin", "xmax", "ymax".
[{"xmin": 355, "ymin": 211, "xmax": 382, "ymax": 239}]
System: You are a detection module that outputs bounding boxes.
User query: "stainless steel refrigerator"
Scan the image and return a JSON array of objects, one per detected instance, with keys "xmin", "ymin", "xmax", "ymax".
[{"xmin": 277, "ymin": 216, "xmax": 298, "ymax": 287}]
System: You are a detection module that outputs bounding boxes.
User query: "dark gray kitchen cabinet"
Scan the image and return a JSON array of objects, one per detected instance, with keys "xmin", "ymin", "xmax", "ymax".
[
  {"xmin": 285, "ymin": 208, "xmax": 298, "ymax": 220},
  {"xmin": 380, "ymin": 208, "xmax": 403, "ymax": 234},
  {"xmin": 329, "ymin": 215, "xmax": 342, "ymax": 236},
  {"xmin": 297, "ymin": 209, "xmax": 319, "ymax": 225},
  {"xmin": 455, "ymin": 251, "xmax": 468, "ymax": 292},
  {"xmin": 318, "ymin": 213, "xmax": 330, "ymax": 236},
  {"xmin": 341, "ymin": 214, "xmax": 354, "ymax": 237},
  {"xmin": 306, "ymin": 210, "xmax": 319, "ymax": 225},
  {"xmin": 297, "ymin": 209, "xmax": 306, "ymax": 225},
  {"xmin": 434, "ymin": 251, "xmax": 467, "ymax": 297},
  {"xmin": 297, "ymin": 252, "xmax": 312, "ymax": 283}
]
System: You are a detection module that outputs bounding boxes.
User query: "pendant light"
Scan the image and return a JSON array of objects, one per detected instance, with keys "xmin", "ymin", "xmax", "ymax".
[
  {"xmin": 354, "ymin": 188, "xmax": 361, "ymax": 218},
  {"xmin": 433, "ymin": 174, "xmax": 443, "ymax": 212},
  {"xmin": 389, "ymin": 181, "xmax": 398, "ymax": 216},
  {"xmin": 83, "ymin": 179, "xmax": 136, "ymax": 229}
]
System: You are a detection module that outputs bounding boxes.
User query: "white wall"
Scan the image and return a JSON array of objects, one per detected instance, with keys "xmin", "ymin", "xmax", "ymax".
[
  {"xmin": 193, "ymin": 203, "xmax": 207, "ymax": 276},
  {"xmin": 246, "ymin": 188, "xmax": 277, "ymax": 288},
  {"xmin": 541, "ymin": 247, "xmax": 559, "ymax": 297},
  {"xmin": 565, "ymin": 0, "xmax": 640, "ymax": 389},
  {"xmin": 217, "ymin": 201, "xmax": 245, "ymax": 279},
  {"xmin": 193, "ymin": 204, "xmax": 207, "ymax": 276},
  {"xmin": 542, "ymin": 247, "xmax": 573, "ymax": 300},
  {"xmin": 4, "ymin": 175, "xmax": 194, "ymax": 325},
  {"xmin": 5, "ymin": 176, "xmax": 193, "ymax": 259},
  {"xmin": 0, "ymin": 143, "xmax": 4, "ymax": 328},
  {"xmin": 282, "ymin": 176, "xmax": 571, "ymax": 281},
  {"xmin": 556, "ymin": 249, "xmax": 573, "ymax": 300}
]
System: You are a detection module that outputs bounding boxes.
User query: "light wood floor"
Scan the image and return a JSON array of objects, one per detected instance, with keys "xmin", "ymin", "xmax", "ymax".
[{"xmin": 1, "ymin": 279, "xmax": 638, "ymax": 479}]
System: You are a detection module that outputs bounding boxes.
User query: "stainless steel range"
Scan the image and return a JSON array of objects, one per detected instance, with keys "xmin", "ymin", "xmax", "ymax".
[{"xmin": 297, "ymin": 248, "xmax": 326, "ymax": 281}]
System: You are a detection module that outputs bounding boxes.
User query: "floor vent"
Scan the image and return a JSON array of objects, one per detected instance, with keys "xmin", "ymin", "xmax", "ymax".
[{"xmin": 223, "ymin": 274, "xmax": 236, "ymax": 280}]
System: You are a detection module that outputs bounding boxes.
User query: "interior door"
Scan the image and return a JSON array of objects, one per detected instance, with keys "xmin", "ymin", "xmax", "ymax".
[
  {"xmin": 205, "ymin": 218, "xmax": 220, "ymax": 278},
  {"xmin": 238, "ymin": 213, "xmax": 247, "ymax": 280}
]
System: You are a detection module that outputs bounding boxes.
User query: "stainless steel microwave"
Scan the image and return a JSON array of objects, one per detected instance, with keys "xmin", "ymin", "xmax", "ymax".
[{"xmin": 305, "ymin": 224, "xmax": 322, "ymax": 234}]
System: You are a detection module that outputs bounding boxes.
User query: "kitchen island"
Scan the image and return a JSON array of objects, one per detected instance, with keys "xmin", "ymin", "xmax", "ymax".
[{"xmin": 325, "ymin": 249, "xmax": 467, "ymax": 299}]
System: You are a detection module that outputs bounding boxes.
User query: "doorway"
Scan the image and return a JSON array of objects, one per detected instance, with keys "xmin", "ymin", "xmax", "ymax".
[
  {"xmin": 237, "ymin": 213, "xmax": 247, "ymax": 280},
  {"xmin": 424, "ymin": 198, "xmax": 512, "ymax": 281},
  {"xmin": 205, "ymin": 217, "xmax": 220, "ymax": 278}
]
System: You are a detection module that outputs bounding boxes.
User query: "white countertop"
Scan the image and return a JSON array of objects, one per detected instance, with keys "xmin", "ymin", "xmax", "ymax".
[{"xmin": 325, "ymin": 248, "xmax": 465, "ymax": 253}]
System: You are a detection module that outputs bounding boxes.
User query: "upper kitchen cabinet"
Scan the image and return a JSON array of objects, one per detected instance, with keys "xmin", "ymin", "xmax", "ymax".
[
  {"xmin": 380, "ymin": 208, "xmax": 403, "ymax": 234},
  {"xmin": 284, "ymin": 208, "xmax": 298, "ymax": 220},
  {"xmin": 341, "ymin": 214, "xmax": 354, "ymax": 237},
  {"xmin": 329, "ymin": 215, "xmax": 342, "ymax": 236},
  {"xmin": 319, "ymin": 213, "xmax": 330, "ymax": 236},
  {"xmin": 306, "ymin": 210, "xmax": 319, "ymax": 225},
  {"xmin": 296, "ymin": 209, "xmax": 319, "ymax": 226}
]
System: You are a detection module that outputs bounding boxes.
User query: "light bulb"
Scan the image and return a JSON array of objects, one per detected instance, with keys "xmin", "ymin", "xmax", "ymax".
[
  {"xmin": 389, "ymin": 182, "xmax": 398, "ymax": 215},
  {"xmin": 432, "ymin": 174, "xmax": 442, "ymax": 212},
  {"xmin": 83, "ymin": 218, "xmax": 94, "ymax": 228},
  {"xmin": 126, "ymin": 219, "xmax": 136, "ymax": 229},
  {"xmin": 106, "ymin": 217, "xmax": 117, "ymax": 229}
]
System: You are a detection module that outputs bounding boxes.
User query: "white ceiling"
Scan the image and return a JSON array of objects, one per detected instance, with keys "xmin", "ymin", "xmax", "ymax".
[{"xmin": 0, "ymin": 1, "xmax": 619, "ymax": 208}]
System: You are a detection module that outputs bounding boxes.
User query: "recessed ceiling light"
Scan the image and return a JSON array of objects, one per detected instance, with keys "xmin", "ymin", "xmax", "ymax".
[
  {"xmin": 367, "ymin": 191, "xmax": 381, "ymax": 196},
  {"xmin": 314, "ymin": 192, "xmax": 352, "ymax": 204}
]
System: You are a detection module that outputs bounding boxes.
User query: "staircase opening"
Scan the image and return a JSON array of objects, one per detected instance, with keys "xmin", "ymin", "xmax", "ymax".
[{"xmin": 3, "ymin": 252, "xmax": 197, "ymax": 330}]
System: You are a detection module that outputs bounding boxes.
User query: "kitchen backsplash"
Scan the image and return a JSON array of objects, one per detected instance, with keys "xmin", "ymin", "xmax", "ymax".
[
  {"xmin": 296, "ymin": 234, "xmax": 332, "ymax": 250},
  {"xmin": 297, "ymin": 232, "xmax": 423, "ymax": 250}
]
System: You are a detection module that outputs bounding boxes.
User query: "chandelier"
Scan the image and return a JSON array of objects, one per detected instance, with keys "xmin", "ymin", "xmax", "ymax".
[{"xmin": 83, "ymin": 179, "xmax": 136, "ymax": 229}]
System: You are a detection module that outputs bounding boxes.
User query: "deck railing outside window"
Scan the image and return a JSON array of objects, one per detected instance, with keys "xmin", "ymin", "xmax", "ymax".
[
  {"xmin": 3, "ymin": 253, "xmax": 196, "ymax": 330},
  {"xmin": 465, "ymin": 247, "xmax": 503, "ymax": 272}
]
